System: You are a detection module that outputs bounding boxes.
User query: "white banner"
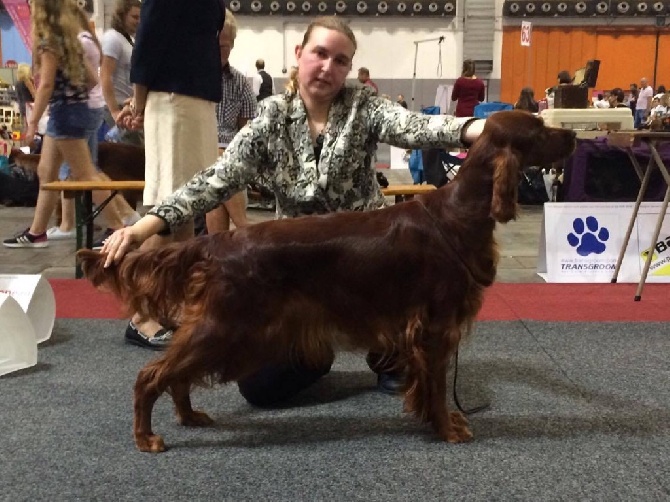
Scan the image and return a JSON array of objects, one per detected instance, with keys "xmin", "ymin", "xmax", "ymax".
[
  {"xmin": 538, "ymin": 202, "xmax": 670, "ymax": 283},
  {"xmin": 0, "ymin": 274, "xmax": 55, "ymax": 343},
  {"xmin": 0, "ymin": 293, "xmax": 37, "ymax": 377},
  {"xmin": 521, "ymin": 21, "xmax": 532, "ymax": 47}
]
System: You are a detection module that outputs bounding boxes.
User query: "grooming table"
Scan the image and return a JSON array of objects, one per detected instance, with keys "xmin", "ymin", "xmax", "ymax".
[{"xmin": 607, "ymin": 131, "xmax": 670, "ymax": 300}]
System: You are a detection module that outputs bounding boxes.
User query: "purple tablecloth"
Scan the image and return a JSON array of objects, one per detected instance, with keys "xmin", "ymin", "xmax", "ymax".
[{"xmin": 562, "ymin": 137, "xmax": 670, "ymax": 202}]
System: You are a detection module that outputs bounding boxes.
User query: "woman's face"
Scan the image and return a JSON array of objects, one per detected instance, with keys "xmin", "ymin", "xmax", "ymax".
[
  {"xmin": 124, "ymin": 6, "xmax": 141, "ymax": 35},
  {"xmin": 295, "ymin": 26, "xmax": 355, "ymax": 103}
]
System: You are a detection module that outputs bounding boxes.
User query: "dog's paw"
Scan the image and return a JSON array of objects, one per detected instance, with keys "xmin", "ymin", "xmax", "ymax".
[
  {"xmin": 135, "ymin": 433, "xmax": 166, "ymax": 453},
  {"xmin": 438, "ymin": 412, "xmax": 473, "ymax": 443},
  {"xmin": 178, "ymin": 410, "xmax": 214, "ymax": 427},
  {"xmin": 449, "ymin": 410, "xmax": 469, "ymax": 427},
  {"xmin": 445, "ymin": 424, "xmax": 474, "ymax": 444}
]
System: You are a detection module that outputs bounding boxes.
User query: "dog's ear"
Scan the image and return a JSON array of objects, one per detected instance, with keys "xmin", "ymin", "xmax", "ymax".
[
  {"xmin": 490, "ymin": 146, "xmax": 519, "ymax": 223},
  {"xmin": 76, "ymin": 249, "xmax": 121, "ymax": 295}
]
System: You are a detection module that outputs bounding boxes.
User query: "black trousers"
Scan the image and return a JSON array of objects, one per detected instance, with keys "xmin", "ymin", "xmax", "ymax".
[{"xmin": 237, "ymin": 351, "xmax": 401, "ymax": 408}]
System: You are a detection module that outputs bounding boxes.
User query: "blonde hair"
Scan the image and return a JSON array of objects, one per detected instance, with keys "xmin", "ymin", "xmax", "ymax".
[
  {"xmin": 285, "ymin": 66, "xmax": 298, "ymax": 94},
  {"xmin": 287, "ymin": 16, "xmax": 357, "ymax": 95},
  {"xmin": 17, "ymin": 63, "xmax": 33, "ymax": 83},
  {"xmin": 31, "ymin": 0, "xmax": 87, "ymax": 87},
  {"xmin": 222, "ymin": 9, "xmax": 238, "ymax": 40}
]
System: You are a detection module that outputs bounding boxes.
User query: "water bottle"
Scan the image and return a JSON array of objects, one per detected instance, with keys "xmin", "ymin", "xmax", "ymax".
[{"xmin": 105, "ymin": 126, "xmax": 123, "ymax": 143}]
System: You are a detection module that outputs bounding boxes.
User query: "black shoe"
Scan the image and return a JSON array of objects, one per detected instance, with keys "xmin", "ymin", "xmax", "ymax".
[
  {"xmin": 377, "ymin": 372, "xmax": 405, "ymax": 396},
  {"xmin": 92, "ymin": 228, "xmax": 115, "ymax": 251},
  {"xmin": 124, "ymin": 321, "xmax": 173, "ymax": 350}
]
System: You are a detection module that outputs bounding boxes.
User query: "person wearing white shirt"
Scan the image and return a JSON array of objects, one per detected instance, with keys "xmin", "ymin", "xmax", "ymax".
[
  {"xmin": 593, "ymin": 93, "xmax": 609, "ymax": 109},
  {"xmin": 635, "ymin": 77, "xmax": 654, "ymax": 129}
]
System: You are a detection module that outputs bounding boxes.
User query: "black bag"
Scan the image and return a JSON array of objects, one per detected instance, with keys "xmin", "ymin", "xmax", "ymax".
[
  {"xmin": 0, "ymin": 163, "xmax": 39, "ymax": 207},
  {"xmin": 376, "ymin": 171, "xmax": 389, "ymax": 188},
  {"xmin": 517, "ymin": 166, "xmax": 549, "ymax": 205}
]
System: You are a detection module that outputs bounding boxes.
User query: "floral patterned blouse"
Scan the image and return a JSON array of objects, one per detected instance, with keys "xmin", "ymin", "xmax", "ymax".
[{"xmin": 149, "ymin": 85, "xmax": 474, "ymax": 229}]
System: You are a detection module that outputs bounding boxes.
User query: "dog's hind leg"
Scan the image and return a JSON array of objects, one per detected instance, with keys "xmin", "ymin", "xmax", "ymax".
[{"xmin": 170, "ymin": 380, "xmax": 215, "ymax": 427}]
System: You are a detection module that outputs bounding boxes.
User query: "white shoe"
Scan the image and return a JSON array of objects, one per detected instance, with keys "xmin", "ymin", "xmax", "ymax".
[{"xmin": 46, "ymin": 227, "xmax": 76, "ymax": 240}]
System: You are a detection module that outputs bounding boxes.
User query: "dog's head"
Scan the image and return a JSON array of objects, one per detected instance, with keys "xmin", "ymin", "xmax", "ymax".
[{"xmin": 476, "ymin": 110, "xmax": 576, "ymax": 222}]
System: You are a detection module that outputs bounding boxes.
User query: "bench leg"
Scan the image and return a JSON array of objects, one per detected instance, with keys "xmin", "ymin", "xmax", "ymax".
[
  {"xmin": 394, "ymin": 194, "xmax": 416, "ymax": 204},
  {"xmin": 74, "ymin": 192, "xmax": 94, "ymax": 279}
]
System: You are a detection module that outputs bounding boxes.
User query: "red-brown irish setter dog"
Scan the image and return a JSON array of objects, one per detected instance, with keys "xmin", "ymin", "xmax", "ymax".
[{"xmin": 78, "ymin": 111, "xmax": 576, "ymax": 452}]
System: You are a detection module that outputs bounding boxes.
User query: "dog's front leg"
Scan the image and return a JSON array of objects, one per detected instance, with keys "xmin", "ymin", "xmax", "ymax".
[
  {"xmin": 428, "ymin": 337, "xmax": 473, "ymax": 444},
  {"xmin": 428, "ymin": 357, "xmax": 472, "ymax": 443},
  {"xmin": 133, "ymin": 364, "xmax": 167, "ymax": 453},
  {"xmin": 171, "ymin": 380, "xmax": 214, "ymax": 427}
]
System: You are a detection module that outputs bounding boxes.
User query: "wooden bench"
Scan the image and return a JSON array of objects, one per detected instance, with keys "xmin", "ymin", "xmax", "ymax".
[
  {"xmin": 382, "ymin": 183, "xmax": 436, "ymax": 203},
  {"xmin": 39, "ymin": 180, "xmax": 434, "ymax": 277},
  {"xmin": 41, "ymin": 180, "xmax": 145, "ymax": 278}
]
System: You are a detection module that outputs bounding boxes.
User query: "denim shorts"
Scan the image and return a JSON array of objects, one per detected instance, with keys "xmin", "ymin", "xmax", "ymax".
[
  {"xmin": 58, "ymin": 107, "xmax": 105, "ymax": 180},
  {"xmin": 46, "ymin": 101, "xmax": 89, "ymax": 139}
]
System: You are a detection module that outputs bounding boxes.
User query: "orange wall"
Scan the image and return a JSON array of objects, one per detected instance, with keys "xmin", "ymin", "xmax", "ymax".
[{"xmin": 501, "ymin": 26, "xmax": 670, "ymax": 104}]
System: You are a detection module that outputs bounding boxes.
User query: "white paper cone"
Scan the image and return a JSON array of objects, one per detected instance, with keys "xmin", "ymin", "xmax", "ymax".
[
  {"xmin": 0, "ymin": 274, "xmax": 55, "ymax": 344},
  {"xmin": 0, "ymin": 293, "xmax": 38, "ymax": 377}
]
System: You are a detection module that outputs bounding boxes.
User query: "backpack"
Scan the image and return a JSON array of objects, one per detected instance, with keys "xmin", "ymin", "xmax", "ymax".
[
  {"xmin": 0, "ymin": 163, "xmax": 39, "ymax": 207},
  {"xmin": 517, "ymin": 166, "xmax": 549, "ymax": 205}
]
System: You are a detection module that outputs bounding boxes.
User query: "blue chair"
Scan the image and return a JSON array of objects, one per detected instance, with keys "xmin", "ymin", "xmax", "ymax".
[{"xmin": 408, "ymin": 106, "xmax": 443, "ymax": 184}]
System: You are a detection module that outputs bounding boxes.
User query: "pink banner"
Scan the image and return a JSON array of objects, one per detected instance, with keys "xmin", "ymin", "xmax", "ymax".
[{"xmin": 1, "ymin": 0, "xmax": 32, "ymax": 53}]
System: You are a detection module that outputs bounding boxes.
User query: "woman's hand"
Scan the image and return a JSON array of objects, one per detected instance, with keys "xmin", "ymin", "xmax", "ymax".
[
  {"xmin": 25, "ymin": 123, "xmax": 37, "ymax": 146},
  {"xmin": 101, "ymin": 215, "xmax": 168, "ymax": 267},
  {"xmin": 101, "ymin": 226, "xmax": 143, "ymax": 267},
  {"xmin": 115, "ymin": 101, "xmax": 145, "ymax": 130},
  {"xmin": 116, "ymin": 103, "xmax": 135, "ymax": 129}
]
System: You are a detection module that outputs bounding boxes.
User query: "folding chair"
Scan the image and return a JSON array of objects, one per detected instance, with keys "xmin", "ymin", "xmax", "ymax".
[
  {"xmin": 443, "ymin": 151, "xmax": 467, "ymax": 181},
  {"xmin": 422, "ymin": 149, "xmax": 467, "ymax": 188}
]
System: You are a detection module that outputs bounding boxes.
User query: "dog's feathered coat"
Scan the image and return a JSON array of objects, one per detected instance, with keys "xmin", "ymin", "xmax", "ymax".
[{"xmin": 79, "ymin": 111, "xmax": 576, "ymax": 452}]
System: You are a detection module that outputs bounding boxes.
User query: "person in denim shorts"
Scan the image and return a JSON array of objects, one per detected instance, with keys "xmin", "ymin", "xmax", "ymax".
[
  {"xmin": 3, "ymin": 0, "xmax": 126, "ymax": 249},
  {"xmin": 49, "ymin": 3, "xmax": 140, "ymax": 244}
]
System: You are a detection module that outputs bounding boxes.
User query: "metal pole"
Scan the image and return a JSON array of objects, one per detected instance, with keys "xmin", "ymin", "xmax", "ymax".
[{"xmin": 410, "ymin": 36, "xmax": 446, "ymax": 113}]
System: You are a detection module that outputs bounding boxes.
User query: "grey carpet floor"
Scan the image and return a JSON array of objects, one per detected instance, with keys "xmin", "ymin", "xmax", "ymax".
[{"xmin": 1, "ymin": 319, "xmax": 669, "ymax": 501}]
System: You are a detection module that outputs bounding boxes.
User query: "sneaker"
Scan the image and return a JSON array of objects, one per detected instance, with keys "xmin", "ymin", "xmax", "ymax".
[
  {"xmin": 3, "ymin": 229, "xmax": 48, "ymax": 248},
  {"xmin": 46, "ymin": 227, "xmax": 76, "ymax": 240},
  {"xmin": 92, "ymin": 228, "xmax": 115, "ymax": 250}
]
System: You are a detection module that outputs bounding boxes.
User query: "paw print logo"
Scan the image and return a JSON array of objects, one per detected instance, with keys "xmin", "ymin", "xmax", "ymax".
[{"xmin": 567, "ymin": 216, "xmax": 609, "ymax": 256}]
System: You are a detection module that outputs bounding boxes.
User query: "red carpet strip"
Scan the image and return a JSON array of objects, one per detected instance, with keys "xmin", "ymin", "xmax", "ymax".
[{"xmin": 50, "ymin": 279, "xmax": 670, "ymax": 322}]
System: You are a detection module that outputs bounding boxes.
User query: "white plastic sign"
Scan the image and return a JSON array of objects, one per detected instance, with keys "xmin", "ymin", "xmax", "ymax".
[
  {"xmin": 538, "ymin": 202, "xmax": 670, "ymax": 283},
  {"xmin": 0, "ymin": 274, "xmax": 55, "ymax": 343},
  {"xmin": 0, "ymin": 293, "xmax": 37, "ymax": 376}
]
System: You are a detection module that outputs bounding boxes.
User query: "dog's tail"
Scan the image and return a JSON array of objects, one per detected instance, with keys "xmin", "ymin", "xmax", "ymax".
[{"xmin": 77, "ymin": 240, "xmax": 216, "ymax": 328}]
